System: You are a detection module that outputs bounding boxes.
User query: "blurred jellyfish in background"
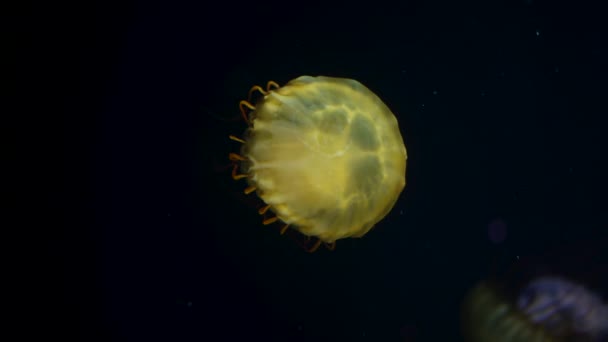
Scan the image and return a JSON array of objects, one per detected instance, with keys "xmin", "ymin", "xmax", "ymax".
[
  {"xmin": 461, "ymin": 238, "xmax": 608, "ymax": 342},
  {"xmin": 518, "ymin": 277, "xmax": 608, "ymax": 338},
  {"xmin": 463, "ymin": 278, "xmax": 608, "ymax": 341}
]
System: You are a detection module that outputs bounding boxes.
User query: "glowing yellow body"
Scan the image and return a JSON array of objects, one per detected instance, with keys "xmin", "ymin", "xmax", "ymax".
[{"xmin": 240, "ymin": 76, "xmax": 407, "ymax": 243}]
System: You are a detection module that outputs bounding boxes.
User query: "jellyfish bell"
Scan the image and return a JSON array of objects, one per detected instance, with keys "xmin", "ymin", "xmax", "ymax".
[{"xmin": 228, "ymin": 76, "xmax": 407, "ymax": 252}]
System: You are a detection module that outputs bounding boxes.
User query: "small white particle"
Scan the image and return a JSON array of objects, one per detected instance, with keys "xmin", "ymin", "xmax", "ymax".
[
  {"xmin": 516, "ymin": 256, "xmax": 520, "ymax": 260},
  {"xmin": 536, "ymin": 30, "xmax": 540, "ymax": 36}
]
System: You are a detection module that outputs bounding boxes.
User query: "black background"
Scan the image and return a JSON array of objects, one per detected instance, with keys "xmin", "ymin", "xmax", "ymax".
[{"xmin": 21, "ymin": 0, "xmax": 607, "ymax": 340}]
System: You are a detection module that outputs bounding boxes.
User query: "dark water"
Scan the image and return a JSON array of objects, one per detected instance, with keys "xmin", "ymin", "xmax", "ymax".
[{"xmin": 28, "ymin": 0, "xmax": 607, "ymax": 340}]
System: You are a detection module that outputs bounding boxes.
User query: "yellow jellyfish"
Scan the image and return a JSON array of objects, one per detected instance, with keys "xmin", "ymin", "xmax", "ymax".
[{"xmin": 229, "ymin": 76, "xmax": 407, "ymax": 252}]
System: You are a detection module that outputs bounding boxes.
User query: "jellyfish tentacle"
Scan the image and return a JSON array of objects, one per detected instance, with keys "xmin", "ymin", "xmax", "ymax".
[
  {"xmin": 239, "ymin": 100, "xmax": 256, "ymax": 124},
  {"xmin": 229, "ymin": 135, "xmax": 246, "ymax": 144},
  {"xmin": 280, "ymin": 224, "xmax": 290, "ymax": 235},
  {"xmin": 306, "ymin": 239, "xmax": 323, "ymax": 253},
  {"xmin": 262, "ymin": 216, "xmax": 279, "ymax": 225},
  {"xmin": 247, "ymin": 85, "xmax": 268, "ymax": 102},
  {"xmin": 266, "ymin": 80, "xmax": 280, "ymax": 91},
  {"xmin": 258, "ymin": 204, "xmax": 271, "ymax": 215},
  {"xmin": 230, "ymin": 164, "xmax": 247, "ymax": 180}
]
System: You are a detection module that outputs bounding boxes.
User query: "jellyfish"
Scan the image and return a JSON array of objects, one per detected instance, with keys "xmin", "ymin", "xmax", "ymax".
[
  {"xmin": 462, "ymin": 278, "xmax": 608, "ymax": 342},
  {"xmin": 461, "ymin": 239, "xmax": 608, "ymax": 342},
  {"xmin": 228, "ymin": 76, "xmax": 407, "ymax": 252}
]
